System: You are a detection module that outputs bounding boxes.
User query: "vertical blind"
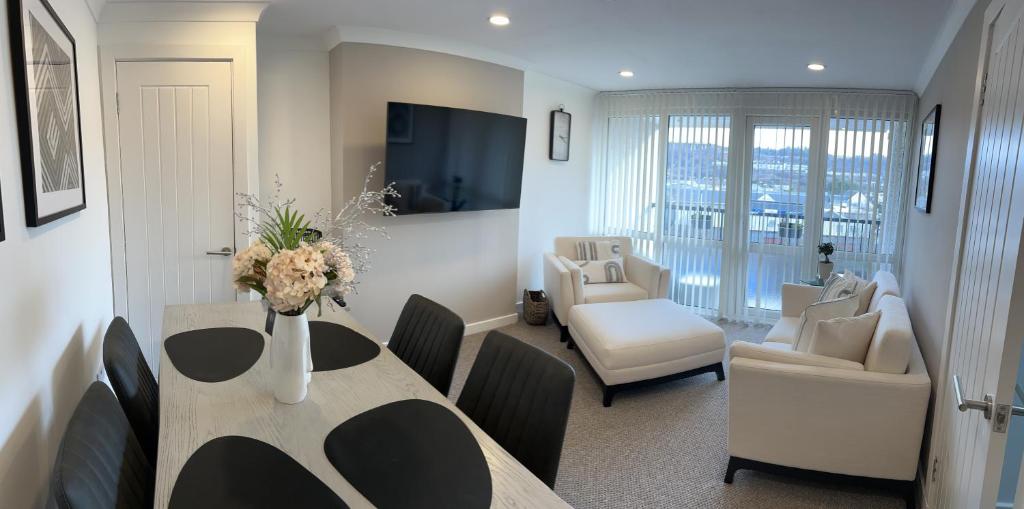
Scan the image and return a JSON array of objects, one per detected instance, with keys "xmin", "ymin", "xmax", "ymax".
[{"xmin": 591, "ymin": 89, "xmax": 917, "ymax": 322}]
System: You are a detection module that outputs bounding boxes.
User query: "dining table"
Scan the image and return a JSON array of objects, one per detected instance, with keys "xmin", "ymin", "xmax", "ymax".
[{"xmin": 156, "ymin": 301, "xmax": 570, "ymax": 508}]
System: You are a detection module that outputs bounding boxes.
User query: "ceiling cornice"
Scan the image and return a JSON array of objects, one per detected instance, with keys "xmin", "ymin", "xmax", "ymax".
[
  {"xmin": 99, "ymin": 1, "xmax": 269, "ymax": 23},
  {"xmin": 321, "ymin": 25, "xmax": 531, "ymax": 71},
  {"xmin": 915, "ymin": 0, "xmax": 978, "ymax": 93}
]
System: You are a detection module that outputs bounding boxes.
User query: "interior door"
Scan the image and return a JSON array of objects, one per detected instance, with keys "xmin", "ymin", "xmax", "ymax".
[
  {"xmin": 741, "ymin": 117, "xmax": 819, "ymax": 318},
  {"xmin": 930, "ymin": 0, "xmax": 1024, "ymax": 506},
  {"xmin": 114, "ymin": 61, "xmax": 236, "ymax": 369}
]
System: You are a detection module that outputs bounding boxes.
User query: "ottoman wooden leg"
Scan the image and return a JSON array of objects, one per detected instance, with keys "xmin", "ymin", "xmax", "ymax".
[
  {"xmin": 714, "ymin": 362, "xmax": 725, "ymax": 381},
  {"xmin": 602, "ymin": 385, "xmax": 616, "ymax": 407}
]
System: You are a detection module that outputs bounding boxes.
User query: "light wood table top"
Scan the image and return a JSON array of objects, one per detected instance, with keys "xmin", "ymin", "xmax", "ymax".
[{"xmin": 156, "ymin": 301, "xmax": 570, "ymax": 508}]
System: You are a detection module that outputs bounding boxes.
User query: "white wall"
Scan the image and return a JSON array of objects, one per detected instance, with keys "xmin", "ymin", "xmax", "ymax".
[
  {"xmin": 330, "ymin": 42, "xmax": 524, "ymax": 340},
  {"xmin": 0, "ymin": 0, "xmax": 113, "ymax": 506},
  {"xmin": 257, "ymin": 34, "xmax": 332, "ymax": 213},
  {"xmin": 517, "ymin": 71, "xmax": 596, "ymax": 296}
]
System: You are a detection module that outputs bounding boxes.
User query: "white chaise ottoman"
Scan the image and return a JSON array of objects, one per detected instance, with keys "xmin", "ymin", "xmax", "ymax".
[{"xmin": 567, "ymin": 299, "xmax": 726, "ymax": 406}]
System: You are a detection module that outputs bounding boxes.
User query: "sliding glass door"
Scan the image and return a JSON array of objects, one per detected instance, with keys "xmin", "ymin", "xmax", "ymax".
[
  {"xmin": 591, "ymin": 90, "xmax": 914, "ymax": 322},
  {"xmin": 742, "ymin": 117, "xmax": 819, "ymax": 317},
  {"xmin": 659, "ymin": 114, "xmax": 731, "ymax": 312}
]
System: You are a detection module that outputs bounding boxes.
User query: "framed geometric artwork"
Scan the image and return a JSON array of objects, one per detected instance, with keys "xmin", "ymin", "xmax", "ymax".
[
  {"xmin": 549, "ymin": 108, "xmax": 571, "ymax": 161},
  {"xmin": 7, "ymin": 0, "xmax": 86, "ymax": 226},
  {"xmin": 915, "ymin": 104, "xmax": 941, "ymax": 213}
]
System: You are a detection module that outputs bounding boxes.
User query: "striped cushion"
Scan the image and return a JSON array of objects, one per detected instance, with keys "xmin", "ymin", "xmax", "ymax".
[
  {"xmin": 575, "ymin": 258, "xmax": 626, "ymax": 284},
  {"xmin": 576, "ymin": 240, "xmax": 622, "ymax": 261}
]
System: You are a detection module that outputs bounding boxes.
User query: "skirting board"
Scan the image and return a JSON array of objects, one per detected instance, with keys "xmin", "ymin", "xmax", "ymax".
[{"xmin": 464, "ymin": 313, "xmax": 519, "ymax": 336}]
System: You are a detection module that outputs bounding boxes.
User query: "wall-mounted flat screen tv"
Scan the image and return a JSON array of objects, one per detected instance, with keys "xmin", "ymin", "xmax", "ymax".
[{"xmin": 384, "ymin": 102, "xmax": 527, "ymax": 215}]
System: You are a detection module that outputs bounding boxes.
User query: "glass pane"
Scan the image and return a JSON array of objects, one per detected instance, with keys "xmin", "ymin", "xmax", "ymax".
[
  {"xmin": 598, "ymin": 116, "xmax": 661, "ymax": 258},
  {"xmin": 747, "ymin": 122, "xmax": 811, "ymax": 312},
  {"xmin": 661, "ymin": 115, "xmax": 730, "ymax": 312},
  {"xmin": 823, "ymin": 117, "xmax": 906, "ymax": 278}
]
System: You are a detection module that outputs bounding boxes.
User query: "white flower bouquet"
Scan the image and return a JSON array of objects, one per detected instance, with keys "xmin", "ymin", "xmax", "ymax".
[{"xmin": 233, "ymin": 163, "xmax": 399, "ymax": 316}]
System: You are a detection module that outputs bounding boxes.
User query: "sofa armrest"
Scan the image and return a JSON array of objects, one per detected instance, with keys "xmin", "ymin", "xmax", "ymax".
[
  {"xmin": 728, "ymin": 357, "xmax": 931, "ymax": 480},
  {"xmin": 543, "ymin": 253, "xmax": 582, "ymax": 325},
  {"xmin": 781, "ymin": 283, "xmax": 821, "ymax": 317},
  {"xmin": 729, "ymin": 342, "xmax": 864, "ymax": 371},
  {"xmin": 624, "ymin": 254, "xmax": 670, "ymax": 299}
]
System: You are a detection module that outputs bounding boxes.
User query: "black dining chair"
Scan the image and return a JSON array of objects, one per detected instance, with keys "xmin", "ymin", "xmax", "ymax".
[
  {"xmin": 456, "ymin": 331, "xmax": 575, "ymax": 488},
  {"xmin": 388, "ymin": 294, "xmax": 465, "ymax": 396},
  {"xmin": 51, "ymin": 382, "xmax": 155, "ymax": 509},
  {"xmin": 103, "ymin": 316, "xmax": 160, "ymax": 465}
]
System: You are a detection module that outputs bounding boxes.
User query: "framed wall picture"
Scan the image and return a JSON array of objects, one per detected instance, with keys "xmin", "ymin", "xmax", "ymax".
[
  {"xmin": 550, "ymin": 108, "xmax": 571, "ymax": 161},
  {"xmin": 915, "ymin": 104, "xmax": 941, "ymax": 213},
  {"xmin": 8, "ymin": 0, "xmax": 87, "ymax": 226}
]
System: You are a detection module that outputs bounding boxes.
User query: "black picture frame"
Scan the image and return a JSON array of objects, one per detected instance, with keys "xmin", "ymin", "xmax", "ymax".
[
  {"xmin": 915, "ymin": 104, "xmax": 941, "ymax": 213},
  {"xmin": 549, "ymin": 109, "xmax": 571, "ymax": 161},
  {"xmin": 7, "ymin": 0, "xmax": 87, "ymax": 227}
]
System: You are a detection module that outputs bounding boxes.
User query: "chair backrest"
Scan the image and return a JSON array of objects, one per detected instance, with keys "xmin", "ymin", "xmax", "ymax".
[
  {"xmin": 388, "ymin": 295, "xmax": 466, "ymax": 396},
  {"xmin": 456, "ymin": 331, "xmax": 575, "ymax": 488},
  {"xmin": 103, "ymin": 317, "xmax": 160, "ymax": 465},
  {"xmin": 553, "ymin": 236, "xmax": 633, "ymax": 260},
  {"xmin": 51, "ymin": 382, "xmax": 155, "ymax": 509}
]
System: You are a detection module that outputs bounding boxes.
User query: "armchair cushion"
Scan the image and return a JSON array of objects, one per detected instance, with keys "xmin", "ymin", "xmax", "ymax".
[
  {"xmin": 583, "ymin": 282, "xmax": 649, "ymax": 304},
  {"xmin": 764, "ymin": 317, "xmax": 800, "ymax": 344},
  {"xmin": 730, "ymin": 341, "xmax": 865, "ymax": 371},
  {"xmin": 555, "ymin": 236, "xmax": 633, "ymax": 259},
  {"xmin": 780, "ymin": 284, "xmax": 822, "ymax": 318},
  {"xmin": 807, "ymin": 311, "xmax": 880, "ymax": 363}
]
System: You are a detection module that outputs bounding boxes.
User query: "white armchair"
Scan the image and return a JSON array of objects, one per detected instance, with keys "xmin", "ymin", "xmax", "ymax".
[{"xmin": 543, "ymin": 236, "xmax": 670, "ymax": 340}]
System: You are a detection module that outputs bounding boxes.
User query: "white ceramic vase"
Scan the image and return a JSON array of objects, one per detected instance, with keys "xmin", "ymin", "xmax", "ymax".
[
  {"xmin": 818, "ymin": 261, "xmax": 834, "ymax": 281},
  {"xmin": 270, "ymin": 312, "xmax": 312, "ymax": 404}
]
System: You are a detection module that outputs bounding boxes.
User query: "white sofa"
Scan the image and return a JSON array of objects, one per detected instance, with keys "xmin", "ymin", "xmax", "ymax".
[
  {"xmin": 543, "ymin": 236, "xmax": 670, "ymax": 341},
  {"xmin": 726, "ymin": 271, "xmax": 930, "ymax": 505}
]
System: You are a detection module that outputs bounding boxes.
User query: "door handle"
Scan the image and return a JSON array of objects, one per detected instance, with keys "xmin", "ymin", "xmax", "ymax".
[
  {"xmin": 205, "ymin": 247, "xmax": 234, "ymax": 256},
  {"xmin": 953, "ymin": 375, "xmax": 993, "ymax": 419}
]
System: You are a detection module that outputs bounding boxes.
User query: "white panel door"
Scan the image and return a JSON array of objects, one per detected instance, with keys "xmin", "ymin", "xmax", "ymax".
[
  {"xmin": 931, "ymin": 0, "xmax": 1024, "ymax": 506},
  {"xmin": 115, "ymin": 61, "xmax": 236, "ymax": 369}
]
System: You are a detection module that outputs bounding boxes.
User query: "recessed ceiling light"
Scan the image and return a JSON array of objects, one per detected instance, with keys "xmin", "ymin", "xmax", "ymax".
[
  {"xmin": 489, "ymin": 14, "xmax": 510, "ymax": 26},
  {"xmin": 619, "ymin": 70, "xmax": 634, "ymax": 78},
  {"xmin": 807, "ymin": 63, "xmax": 826, "ymax": 71}
]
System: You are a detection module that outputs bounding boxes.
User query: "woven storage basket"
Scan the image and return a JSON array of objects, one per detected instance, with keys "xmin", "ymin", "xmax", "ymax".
[{"xmin": 523, "ymin": 289, "xmax": 549, "ymax": 326}]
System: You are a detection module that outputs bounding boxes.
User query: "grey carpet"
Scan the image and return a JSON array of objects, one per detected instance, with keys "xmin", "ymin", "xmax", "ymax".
[{"xmin": 448, "ymin": 319, "xmax": 903, "ymax": 509}]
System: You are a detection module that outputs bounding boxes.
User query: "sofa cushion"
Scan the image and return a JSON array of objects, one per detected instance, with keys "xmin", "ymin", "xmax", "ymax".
[
  {"xmin": 794, "ymin": 295, "xmax": 859, "ymax": 352},
  {"xmin": 568, "ymin": 299, "xmax": 724, "ymax": 371},
  {"xmin": 730, "ymin": 341, "xmax": 865, "ymax": 371},
  {"xmin": 868, "ymin": 271, "xmax": 900, "ymax": 313},
  {"xmin": 808, "ymin": 311, "xmax": 881, "ymax": 363},
  {"xmin": 583, "ymin": 282, "xmax": 648, "ymax": 304},
  {"xmin": 865, "ymin": 295, "xmax": 915, "ymax": 374},
  {"xmin": 765, "ymin": 317, "xmax": 800, "ymax": 344},
  {"xmin": 576, "ymin": 258, "xmax": 626, "ymax": 284},
  {"xmin": 818, "ymin": 273, "xmax": 860, "ymax": 302}
]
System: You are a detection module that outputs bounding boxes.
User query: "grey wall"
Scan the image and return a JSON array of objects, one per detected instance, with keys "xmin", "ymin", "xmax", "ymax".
[
  {"xmin": 902, "ymin": 0, "xmax": 990, "ymax": 381},
  {"xmin": 330, "ymin": 42, "xmax": 524, "ymax": 339}
]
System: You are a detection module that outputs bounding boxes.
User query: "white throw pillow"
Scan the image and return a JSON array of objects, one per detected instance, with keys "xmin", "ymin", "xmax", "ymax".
[
  {"xmin": 818, "ymin": 273, "xmax": 859, "ymax": 302},
  {"xmin": 808, "ymin": 311, "xmax": 881, "ymax": 363},
  {"xmin": 794, "ymin": 294, "xmax": 859, "ymax": 352},
  {"xmin": 575, "ymin": 240, "xmax": 622, "ymax": 261},
  {"xmin": 839, "ymin": 271, "xmax": 875, "ymax": 314},
  {"xmin": 575, "ymin": 258, "xmax": 626, "ymax": 284}
]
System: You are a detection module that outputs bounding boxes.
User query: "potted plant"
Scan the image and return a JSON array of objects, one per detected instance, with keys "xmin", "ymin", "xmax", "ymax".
[{"xmin": 817, "ymin": 242, "xmax": 835, "ymax": 280}]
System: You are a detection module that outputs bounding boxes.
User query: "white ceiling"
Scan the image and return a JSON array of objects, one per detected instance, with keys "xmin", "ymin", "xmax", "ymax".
[{"xmin": 119, "ymin": 0, "xmax": 965, "ymax": 92}]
